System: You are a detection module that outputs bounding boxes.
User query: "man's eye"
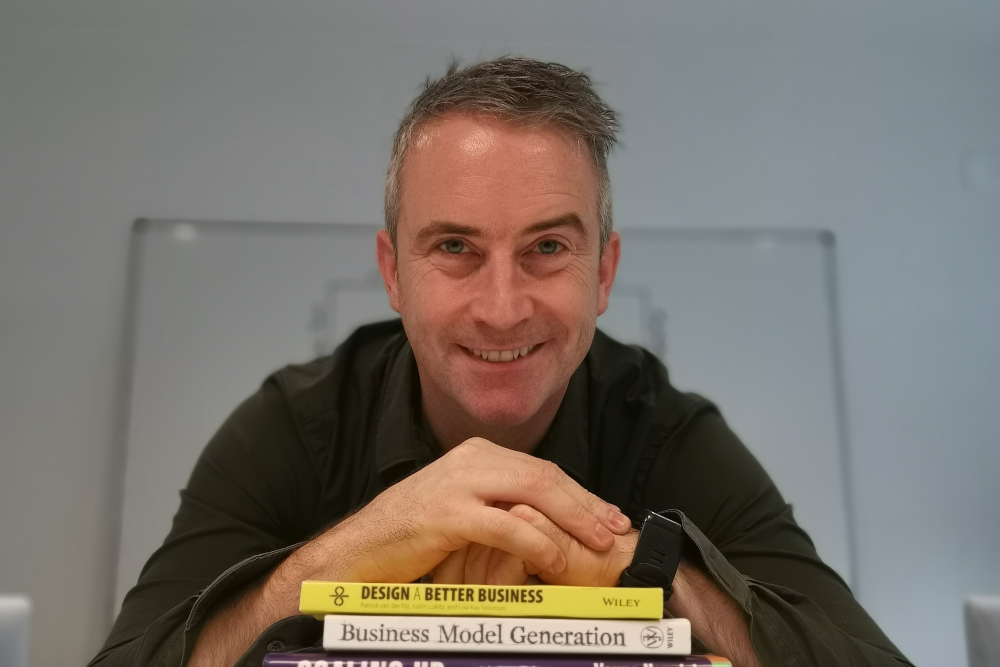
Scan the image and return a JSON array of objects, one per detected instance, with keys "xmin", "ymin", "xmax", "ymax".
[
  {"xmin": 536, "ymin": 240, "xmax": 561, "ymax": 255},
  {"xmin": 441, "ymin": 239, "xmax": 466, "ymax": 254}
]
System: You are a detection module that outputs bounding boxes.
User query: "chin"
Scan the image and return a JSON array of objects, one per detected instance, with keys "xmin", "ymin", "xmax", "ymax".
[{"xmin": 461, "ymin": 391, "xmax": 546, "ymax": 429}]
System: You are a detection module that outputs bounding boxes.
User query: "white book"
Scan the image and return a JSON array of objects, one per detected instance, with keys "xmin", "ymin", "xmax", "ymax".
[{"xmin": 322, "ymin": 615, "xmax": 691, "ymax": 655}]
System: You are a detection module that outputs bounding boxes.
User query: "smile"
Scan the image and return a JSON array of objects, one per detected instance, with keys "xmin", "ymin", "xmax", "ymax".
[{"xmin": 464, "ymin": 345, "xmax": 537, "ymax": 362}]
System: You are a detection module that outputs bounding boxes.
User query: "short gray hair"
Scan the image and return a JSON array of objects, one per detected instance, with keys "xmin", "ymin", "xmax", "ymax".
[{"xmin": 385, "ymin": 57, "xmax": 619, "ymax": 252}]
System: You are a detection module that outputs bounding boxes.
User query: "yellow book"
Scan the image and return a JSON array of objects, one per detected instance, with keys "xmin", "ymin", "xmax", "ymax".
[{"xmin": 299, "ymin": 581, "xmax": 662, "ymax": 620}]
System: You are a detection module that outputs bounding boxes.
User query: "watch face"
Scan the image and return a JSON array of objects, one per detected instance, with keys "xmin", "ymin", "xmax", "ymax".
[{"xmin": 648, "ymin": 510, "xmax": 684, "ymax": 530}]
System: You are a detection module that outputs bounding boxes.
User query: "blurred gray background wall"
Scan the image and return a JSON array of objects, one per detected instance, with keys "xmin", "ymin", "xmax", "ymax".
[{"xmin": 0, "ymin": 2, "xmax": 997, "ymax": 666}]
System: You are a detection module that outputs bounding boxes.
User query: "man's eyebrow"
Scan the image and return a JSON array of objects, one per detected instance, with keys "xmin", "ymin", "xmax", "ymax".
[
  {"xmin": 414, "ymin": 222, "xmax": 482, "ymax": 245},
  {"xmin": 413, "ymin": 214, "xmax": 588, "ymax": 245},
  {"xmin": 523, "ymin": 213, "xmax": 588, "ymax": 237}
]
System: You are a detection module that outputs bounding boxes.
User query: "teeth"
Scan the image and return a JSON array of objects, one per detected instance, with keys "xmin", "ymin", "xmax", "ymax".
[{"xmin": 467, "ymin": 345, "xmax": 536, "ymax": 363}]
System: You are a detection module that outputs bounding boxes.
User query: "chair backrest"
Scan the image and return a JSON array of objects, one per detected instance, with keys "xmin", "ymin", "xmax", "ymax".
[
  {"xmin": 0, "ymin": 596, "xmax": 30, "ymax": 667},
  {"xmin": 966, "ymin": 596, "xmax": 1000, "ymax": 667}
]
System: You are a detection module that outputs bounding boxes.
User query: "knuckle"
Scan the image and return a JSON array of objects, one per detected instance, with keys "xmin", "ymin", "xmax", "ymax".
[
  {"xmin": 502, "ymin": 468, "xmax": 524, "ymax": 490},
  {"xmin": 493, "ymin": 513, "xmax": 519, "ymax": 541},
  {"xmin": 449, "ymin": 438, "xmax": 493, "ymax": 467},
  {"xmin": 522, "ymin": 463, "xmax": 558, "ymax": 494},
  {"xmin": 540, "ymin": 460, "xmax": 565, "ymax": 487},
  {"xmin": 508, "ymin": 503, "xmax": 536, "ymax": 522},
  {"xmin": 583, "ymin": 491, "xmax": 607, "ymax": 513},
  {"xmin": 450, "ymin": 440, "xmax": 475, "ymax": 460},
  {"xmin": 520, "ymin": 470, "xmax": 543, "ymax": 493},
  {"xmin": 459, "ymin": 437, "xmax": 489, "ymax": 452},
  {"xmin": 571, "ymin": 499, "xmax": 594, "ymax": 524}
]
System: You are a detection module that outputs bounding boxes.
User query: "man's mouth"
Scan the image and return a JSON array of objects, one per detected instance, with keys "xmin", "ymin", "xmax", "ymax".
[{"xmin": 463, "ymin": 345, "xmax": 537, "ymax": 363}]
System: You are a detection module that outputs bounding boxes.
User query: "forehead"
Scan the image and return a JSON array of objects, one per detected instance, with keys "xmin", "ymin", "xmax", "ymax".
[{"xmin": 397, "ymin": 113, "xmax": 600, "ymax": 237}]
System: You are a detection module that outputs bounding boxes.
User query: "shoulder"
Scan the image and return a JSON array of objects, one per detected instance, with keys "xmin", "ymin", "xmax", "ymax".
[
  {"xmin": 271, "ymin": 318, "xmax": 406, "ymax": 428},
  {"xmin": 221, "ymin": 319, "xmax": 407, "ymax": 480},
  {"xmin": 585, "ymin": 329, "xmax": 720, "ymax": 508},
  {"xmin": 587, "ymin": 328, "xmax": 715, "ymax": 431},
  {"xmin": 194, "ymin": 320, "xmax": 407, "ymax": 525}
]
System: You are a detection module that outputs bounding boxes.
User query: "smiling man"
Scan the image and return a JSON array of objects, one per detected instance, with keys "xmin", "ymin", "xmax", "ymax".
[
  {"xmin": 381, "ymin": 111, "xmax": 616, "ymax": 453},
  {"xmin": 91, "ymin": 58, "xmax": 910, "ymax": 667}
]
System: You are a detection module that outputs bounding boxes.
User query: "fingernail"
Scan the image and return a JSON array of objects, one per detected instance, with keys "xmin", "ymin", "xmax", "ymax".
[
  {"xmin": 609, "ymin": 511, "xmax": 630, "ymax": 531},
  {"xmin": 552, "ymin": 551, "xmax": 567, "ymax": 573},
  {"xmin": 595, "ymin": 523, "xmax": 614, "ymax": 544}
]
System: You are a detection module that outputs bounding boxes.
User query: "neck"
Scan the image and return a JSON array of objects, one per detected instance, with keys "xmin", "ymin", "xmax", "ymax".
[{"xmin": 420, "ymin": 384, "xmax": 568, "ymax": 454}]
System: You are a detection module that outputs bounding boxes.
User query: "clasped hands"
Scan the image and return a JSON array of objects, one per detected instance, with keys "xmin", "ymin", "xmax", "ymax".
[{"xmin": 315, "ymin": 437, "xmax": 638, "ymax": 587}]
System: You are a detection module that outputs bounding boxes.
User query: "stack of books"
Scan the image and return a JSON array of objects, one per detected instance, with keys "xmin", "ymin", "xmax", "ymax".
[{"xmin": 262, "ymin": 581, "xmax": 731, "ymax": 667}]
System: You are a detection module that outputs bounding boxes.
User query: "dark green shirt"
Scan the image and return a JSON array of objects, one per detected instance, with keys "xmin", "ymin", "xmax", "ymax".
[{"xmin": 91, "ymin": 321, "xmax": 911, "ymax": 667}]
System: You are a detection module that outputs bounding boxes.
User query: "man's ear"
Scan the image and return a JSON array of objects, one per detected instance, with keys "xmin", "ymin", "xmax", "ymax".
[
  {"xmin": 376, "ymin": 229, "xmax": 402, "ymax": 313},
  {"xmin": 596, "ymin": 231, "xmax": 621, "ymax": 316}
]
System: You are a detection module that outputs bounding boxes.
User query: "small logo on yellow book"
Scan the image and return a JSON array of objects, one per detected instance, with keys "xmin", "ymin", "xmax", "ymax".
[{"xmin": 329, "ymin": 586, "xmax": 349, "ymax": 607}]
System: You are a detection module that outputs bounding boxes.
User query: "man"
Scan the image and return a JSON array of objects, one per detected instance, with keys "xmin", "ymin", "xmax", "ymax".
[{"xmin": 91, "ymin": 58, "xmax": 910, "ymax": 667}]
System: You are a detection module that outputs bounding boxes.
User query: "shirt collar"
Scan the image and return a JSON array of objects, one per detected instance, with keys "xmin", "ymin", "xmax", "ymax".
[
  {"xmin": 530, "ymin": 363, "xmax": 591, "ymax": 486},
  {"xmin": 374, "ymin": 338, "xmax": 591, "ymax": 487},
  {"xmin": 374, "ymin": 338, "xmax": 438, "ymax": 481}
]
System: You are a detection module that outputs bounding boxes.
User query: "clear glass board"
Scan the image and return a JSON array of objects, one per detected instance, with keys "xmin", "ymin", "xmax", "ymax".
[{"xmin": 113, "ymin": 220, "xmax": 852, "ymax": 613}]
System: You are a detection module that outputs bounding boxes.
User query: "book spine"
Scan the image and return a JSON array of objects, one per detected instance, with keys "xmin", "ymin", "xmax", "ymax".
[
  {"xmin": 300, "ymin": 582, "xmax": 662, "ymax": 620},
  {"xmin": 264, "ymin": 654, "xmax": 730, "ymax": 667},
  {"xmin": 321, "ymin": 615, "xmax": 691, "ymax": 655}
]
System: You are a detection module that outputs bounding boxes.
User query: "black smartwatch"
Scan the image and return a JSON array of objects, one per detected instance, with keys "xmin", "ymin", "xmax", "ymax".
[{"xmin": 617, "ymin": 509, "xmax": 687, "ymax": 600}]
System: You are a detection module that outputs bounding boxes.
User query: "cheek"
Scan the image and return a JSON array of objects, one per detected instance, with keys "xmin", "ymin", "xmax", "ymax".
[
  {"xmin": 546, "ymin": 264, "xmax": 600, "ymax": 316},
  {"xmin": 398, "ymin": 266, "xmax": 464, "ymax": 335},
  {"xmin": 537, "ymin": 279, "xmax": 599, "ymax": 342}
]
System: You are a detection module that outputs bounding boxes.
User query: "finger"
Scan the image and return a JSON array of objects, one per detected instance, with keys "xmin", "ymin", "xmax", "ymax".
[
  {"xmin": 499, "ymin": 506, "xmax": 560, "ymax": 578},
  {"xmin": 486, "ymin": 548, "xmax": 531, "ymax": 586},
  {"xmin": 503, "ymin": 450, "xmax": 631, "ymax": 537},
  {"xmin": 487, "ymin": 447, "xmax": 630, "ymax": 539},
  {"xmin": 464, "ymin": 543, "xmax": 493, "ymax": 585},
  {"xmin": 438, "ymin": 462, "xmax": 612, "ymax": 552},
  {"xmin": 494, "ymin": 464, "xmax": 620, "ymax": 551},
  {"xmin": 457, "ymin": 505, "xmax": 566, "ymax": 575},
  {"xmin": 548, "ymin": 479, "xmax": 631, "ymax": 536},
  {"xmin": 507, "ymin": 504, "xmax": 581, "ymax": 586},
  {"xmin": 509, "ymin": 503, "xmax": 576, "ymax": 552},
  {"xmin": 433, "ymin": 545, "xmax": 469, "ymax": 584},
  {"xmin": 454, "ymin": 441, "xmax": 630, "ymax": 539}
]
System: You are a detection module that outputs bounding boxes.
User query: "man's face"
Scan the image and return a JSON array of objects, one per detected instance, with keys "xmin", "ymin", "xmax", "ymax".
[{"xmin": 377, "ymin": 113, "xmax": 620, "ymax": 430}]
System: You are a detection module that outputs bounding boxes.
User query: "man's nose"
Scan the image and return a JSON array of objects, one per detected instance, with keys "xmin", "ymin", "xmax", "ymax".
[{"xmin": 468, "ymin": 253, "xmax": 533, "ymax": 331}]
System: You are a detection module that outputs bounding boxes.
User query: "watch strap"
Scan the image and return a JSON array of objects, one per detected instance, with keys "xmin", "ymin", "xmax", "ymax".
[{"xmin": 618, "ymin": 510, "xmax": 686, "ymax": 598}]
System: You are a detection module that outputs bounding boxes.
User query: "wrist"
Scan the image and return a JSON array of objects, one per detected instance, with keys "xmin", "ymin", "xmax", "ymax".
[
  {"xmin": 609, "ymin": 529, "xmax": 640, "ymax": 583},
  {"xmin": 271, "ymin": 517, "xmax": 362, "ymax": 594},
  {"xmin": 263, "ymin": 546, "xmax": 326, "ymax": 617}
]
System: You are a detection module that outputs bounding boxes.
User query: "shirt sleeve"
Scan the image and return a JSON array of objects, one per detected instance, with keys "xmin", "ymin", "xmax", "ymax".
[
  {"xmin": 88, "ymin": 379, "xmax": 326, "ymax": 667},
  {"xmin": 643, "ymin": 410, "xmax": 913, "ymax": 667}
]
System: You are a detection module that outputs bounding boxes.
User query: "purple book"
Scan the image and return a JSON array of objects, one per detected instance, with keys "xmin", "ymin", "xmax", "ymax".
[{"xmin": 262, "ymin": 654, "xmax": 731, "ymax": 667}]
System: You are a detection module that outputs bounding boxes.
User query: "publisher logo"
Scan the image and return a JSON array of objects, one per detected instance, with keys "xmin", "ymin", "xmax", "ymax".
[
  {"xmin": 640, "ymin": 627, "xmax": 664, "ymax": 649},
  {"xmin": 329, "ymin": 586, "xmax": 349, "ymax": 607}
]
